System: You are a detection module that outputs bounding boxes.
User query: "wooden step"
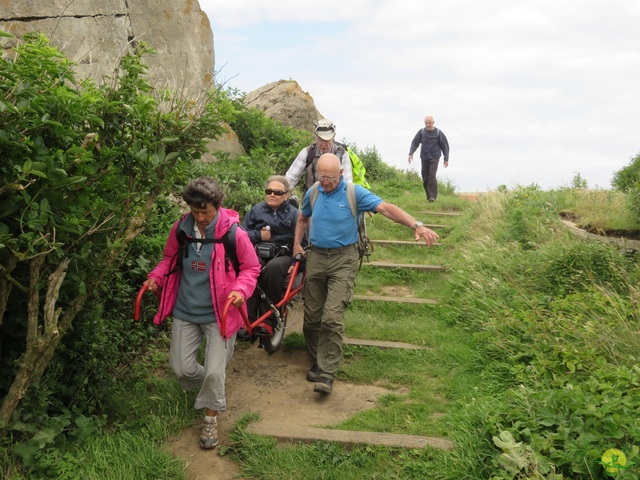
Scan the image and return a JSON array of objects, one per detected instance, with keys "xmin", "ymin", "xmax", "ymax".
[
  {"xmin": 343, "ymin": 337, "xmax": 428, "ymax": 350},
  {"xmin": 423, "ymin": 223, "xmax": 452, "ymax": 229},
  {"xmin": 419, "ymin": 211, "xmax": 462, "ymax": 217},
  {"xmin": 562, "ymin": 220, "xmax": 640, "ymax": 251},
  {"xmin": 370, "ymin": 239, "xmax": 443, "ymax": 247},
  {"xmin": 247, "ymin": 424, "xmax": 454, "ymax": 450},
  {"xmin": 365, "ymin": 261, "xmax": 446, "ymax": 271},
  {"xmin": 354, "ymin": 294, "xmax": 438, "ymax": 304}
]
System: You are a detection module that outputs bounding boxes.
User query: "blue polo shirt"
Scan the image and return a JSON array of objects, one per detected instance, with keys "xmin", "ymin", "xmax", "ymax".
[{"xmin": 301, "ymin": 179, "xmax": 382, "ymax": 248}]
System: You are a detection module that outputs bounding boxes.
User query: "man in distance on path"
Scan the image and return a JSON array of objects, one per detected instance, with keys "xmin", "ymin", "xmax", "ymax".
[{"xmin": 408, "ymin": 115, "xmax": 450, "ymax": 202}]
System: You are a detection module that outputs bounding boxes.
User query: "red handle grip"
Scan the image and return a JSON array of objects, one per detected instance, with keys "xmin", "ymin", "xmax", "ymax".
[
  {"xmin": 133, "ymin": 285, "xmax": 149, "ymax": 321},
  {"xmin": 220, "ymin": 296, "xmax": 249, "ymax": 339},
  {"xmin": 134, "ymin": 284, "xmax": 161, "ymax": 321}
]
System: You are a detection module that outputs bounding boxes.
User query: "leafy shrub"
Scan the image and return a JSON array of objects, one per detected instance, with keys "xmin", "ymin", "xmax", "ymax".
[
  {"xmin": 540, "ymin": 241, "xmax": 630, "ymax": 297},
  {"xmin": 496, "ymin": 184, "xmax": 559, "ymax": 249},
  {"xmin": 446, "ymin": 186, "xmax": 640, "ymax": 479},
  {"xmin": 612, "ymin": 153, "xmax": 640, "ymax": 193},
  {"xmin": 0, "ymin": 31, "xmax": 226, "ymax": 475},
  {"xmin": 230, "ymin": 106, "xmax": 311, "ymax": 175}
]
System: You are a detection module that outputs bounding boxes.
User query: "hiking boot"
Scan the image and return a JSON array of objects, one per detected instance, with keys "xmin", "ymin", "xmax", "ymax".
[
  {"xmin": 199, "ymin": 416, "xmax": 218, "ymax": 449},
  {"xmin": 306, "ymin": 363, "xmax": 319, "ymax": 382},
  {"xmin": 313, "ymin": 376, "xmax": 334, "ymax": 394}
]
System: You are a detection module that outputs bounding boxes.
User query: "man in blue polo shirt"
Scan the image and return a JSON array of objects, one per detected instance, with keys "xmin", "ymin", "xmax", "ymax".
[{"xmin": 292, "ymin": 154, "xmax": 439, "ymax": 394}]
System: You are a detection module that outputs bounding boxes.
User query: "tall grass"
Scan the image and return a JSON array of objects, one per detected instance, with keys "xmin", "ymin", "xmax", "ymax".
[{"xmin": 445, "ymin": 186, "xmax": 640, "ymax": 479}]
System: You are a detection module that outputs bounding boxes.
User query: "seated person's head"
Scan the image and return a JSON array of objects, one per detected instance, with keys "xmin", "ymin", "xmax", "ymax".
[{"xmin": 265, "ymin": 175, "xmax": 291, "ymax": 210}]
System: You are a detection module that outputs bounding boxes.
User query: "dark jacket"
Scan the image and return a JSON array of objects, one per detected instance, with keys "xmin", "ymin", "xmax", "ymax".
[
  {"xmin": 242, "ymin": 200, "xmax": 298, "ymax": 248},
  {"xmin": 409, "ymin": 127, "xmax": 450, "ymax": 162}
]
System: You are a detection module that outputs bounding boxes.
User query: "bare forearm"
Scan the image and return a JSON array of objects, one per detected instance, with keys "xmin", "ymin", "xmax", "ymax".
[
  {"xmin": 375, "ymin": 202, "xmax": 416, "ymax": 228},
  {"xmin": 294, "ymin": 214, "xmax": 309, "ymax": 247}
]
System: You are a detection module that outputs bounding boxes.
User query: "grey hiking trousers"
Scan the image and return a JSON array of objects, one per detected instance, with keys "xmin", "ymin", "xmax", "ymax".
[{"xmin": 169, "ymin": 318, "xmax": 236, "ymax": 412}]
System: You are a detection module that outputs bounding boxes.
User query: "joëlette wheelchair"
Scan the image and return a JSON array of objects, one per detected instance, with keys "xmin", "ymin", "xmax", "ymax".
[
  {"xmin": 133, "ymin": 251, "xmax": 305, "ymax": 355},
  {"xmin": 226, "ymin": 248, "xmax": 305, "ymax": 353}
]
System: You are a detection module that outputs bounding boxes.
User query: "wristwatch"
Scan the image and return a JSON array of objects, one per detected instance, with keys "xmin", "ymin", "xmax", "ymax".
[{"xmin": 412, "ymin": 221, "xmax": 424, "ymax": 230}]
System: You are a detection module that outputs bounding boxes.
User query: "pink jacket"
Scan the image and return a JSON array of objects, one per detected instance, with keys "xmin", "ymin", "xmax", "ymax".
[{"xmin": 147, "ymin": 208, "xmax": 261, "ymax": 338}]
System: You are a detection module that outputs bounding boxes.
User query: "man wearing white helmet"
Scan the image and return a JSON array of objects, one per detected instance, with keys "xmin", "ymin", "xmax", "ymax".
[{"xmin": 286, "ymin": 118, "xmax": 353, "ymax": 192}]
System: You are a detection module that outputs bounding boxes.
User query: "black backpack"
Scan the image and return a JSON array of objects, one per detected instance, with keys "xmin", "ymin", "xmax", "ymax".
[
  {"xmin": 175, "ymin": 217, "xmax": 240, "ymax": 275},
  {"xmin": 303, "ymin": 142, "xmax": 347, "ymax": 190}
]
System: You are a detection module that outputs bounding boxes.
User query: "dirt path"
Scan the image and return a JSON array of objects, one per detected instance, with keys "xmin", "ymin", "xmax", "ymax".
[{"xmin": 164, "ymin": 307, "xmax": 393, "ymax": 480}]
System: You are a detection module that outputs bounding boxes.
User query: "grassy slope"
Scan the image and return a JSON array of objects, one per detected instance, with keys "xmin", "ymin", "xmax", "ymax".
[{"xmin": 12, "ymin": 182, "xmax": 639, "ymax": 479}]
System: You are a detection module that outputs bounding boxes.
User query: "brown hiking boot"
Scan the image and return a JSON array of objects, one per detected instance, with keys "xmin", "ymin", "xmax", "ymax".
[
  {"xmin": 313, "ymin": 376, "xmax": 334, "ymax": 394},
  {"xmin": 306, "ymin": 363, "xmax": 319, "ymax": 382},
  {"xmin": 200, "ymin": 416, "xmax": 218, "ymax": 449}
]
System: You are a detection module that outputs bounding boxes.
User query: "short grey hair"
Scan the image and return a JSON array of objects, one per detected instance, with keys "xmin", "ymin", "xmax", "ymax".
[
  {"xmin": 182, "ymin": 177, "xmax": 224, "ymax": 209},
  {"xmin": 266, "ymin": 175, "xmax": 290, "ymax": 193}
]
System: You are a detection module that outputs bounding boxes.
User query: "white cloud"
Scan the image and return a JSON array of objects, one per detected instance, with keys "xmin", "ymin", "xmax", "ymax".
[{"xmin": 201, "ymin": 0, "xmax": 640, "ymax": 191}]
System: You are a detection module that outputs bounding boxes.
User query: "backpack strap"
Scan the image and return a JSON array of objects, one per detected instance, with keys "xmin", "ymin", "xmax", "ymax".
[
  {"xmin": 175, "ymin": 217, "xmax": 240, "ymax": 275},
  {"xmin": 309, "ymin": 181, "xmax": 320, "ymax": 210},
  {"xmin": 309, "ymin": 181, "xmax": 357, "ymax": 220},
  {"xmin": 305, "ymin": 144, "xmax": 317, "ymax": 170},
  {"xmin": 221, "ymin": 223, "xmax": 240, "ymax": 276}
]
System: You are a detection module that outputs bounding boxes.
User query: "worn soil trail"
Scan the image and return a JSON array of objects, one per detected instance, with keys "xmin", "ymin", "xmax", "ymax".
[{"xmin": 163, "ymin": 307, "xmax": 394, "ymax": 480}]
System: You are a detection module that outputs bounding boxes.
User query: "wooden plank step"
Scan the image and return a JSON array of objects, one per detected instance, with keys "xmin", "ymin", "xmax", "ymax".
[
  {"xmin": 562, "ymin": 220, "xmax": 640, "ymax": 251},
  {"xmin": 422, "ymin": 223, "xmax": 452, "ymax": 229},
  {"xmin": 419, "ymin": 211, "xmax": 463, "ymax": 217},
  {"xmin": 370, "ymin": 239, "xmax": 443, "ymax": 247},
  {"xmin": 365, "ymin": 261, "xmax": 446, "ymax": 271},
  {"xmin": 343, "ymin": 337, "xmax": 428, "ymax": 350},
  {"xmin": 246, "ymin": 424, "xmax": 454, "ymax": 450},
  {"xmin": 354, "ymin": 294, "xmax": 438, "ymax": 304}
]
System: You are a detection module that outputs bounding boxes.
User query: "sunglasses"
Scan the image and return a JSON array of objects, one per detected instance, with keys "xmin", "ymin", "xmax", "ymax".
[{"xmin": 265, "ymin": 188, "xmax": 287, "ymax": 196}]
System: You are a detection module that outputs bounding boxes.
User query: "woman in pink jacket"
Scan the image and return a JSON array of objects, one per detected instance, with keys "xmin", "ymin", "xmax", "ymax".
[{"xmin": 143, "ymin": 177, "xmax": 260, "ymax": 450}]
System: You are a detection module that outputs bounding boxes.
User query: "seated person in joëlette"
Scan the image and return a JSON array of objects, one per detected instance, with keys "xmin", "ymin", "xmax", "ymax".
[{"xmin": 241, "ymin": 175, "xmax": 301, "ymax": 336}]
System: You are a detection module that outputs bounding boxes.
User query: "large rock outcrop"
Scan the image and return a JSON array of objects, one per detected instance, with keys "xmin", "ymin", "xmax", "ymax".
[
  {"xmin": 244, "ymin": 80, "xmax": 323, "ymax": 133},
  {"xmin": 202, "ymin": 123, "xmax": 246, "ymax": 162},
  {"xmin": 0, "ymin": 0, "xmax": 214, "ymax": 93}
]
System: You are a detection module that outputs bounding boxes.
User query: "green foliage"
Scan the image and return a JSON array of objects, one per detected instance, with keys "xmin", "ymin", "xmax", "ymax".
[
  {"xmin": 612, "ymin": 153, "xmax": 640, "ymax": 193},
  {"xmin": 0, "ymin": 32, "xmax": 226, "ymax": 474},
  {"xmin": 540, "ymin": 241, "xmax": 630, "ymax": 296},
  {"xmin": 496, "ymin": 184, "xmax": 560, "ymax": 249},
  {"xmin": 230, "ymin": 105, "xmax": 312, "ymax": 175},
  {"xmin": 346, "ymin": 144, "xmax": 399, "ymax": 182},
  {"xmin": 570, "ymin": 172, "xmax": 588, "ymax": 189},
  {"xmin": 612, "ymin": 152, "xmax": 640, "ymax": 223},
  {"xmin": 446, "ymin": 188, "xmax": 640, "ymax": 478}
]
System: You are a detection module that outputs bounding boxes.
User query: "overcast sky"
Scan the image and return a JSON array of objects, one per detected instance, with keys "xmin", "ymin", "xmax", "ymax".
[{"xmin": 199, "ymin": 0, "xmax": 640, "ymax": 192}]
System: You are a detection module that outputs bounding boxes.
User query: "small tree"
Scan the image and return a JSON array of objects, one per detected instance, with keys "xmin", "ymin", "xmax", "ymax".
[
  {"xmin": 0, "ymin": 33, "xmax": 223, "ymax": 425},
  {"xmin": 612, "ymin": 152, "xmax": 640, "ymax": 193},
  {"xmin": 612, "ymin": 152, "xmax": 640, "ymax": 219}
]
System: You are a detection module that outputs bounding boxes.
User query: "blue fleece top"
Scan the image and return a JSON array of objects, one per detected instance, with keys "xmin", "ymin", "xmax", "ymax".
[
  {"xmin": 172, "ymin": 214, "xmax": 217, "ymax": 324},
  {"xmin": 301, "ymin": 179, "xmax": 382, "ymax": 248}
]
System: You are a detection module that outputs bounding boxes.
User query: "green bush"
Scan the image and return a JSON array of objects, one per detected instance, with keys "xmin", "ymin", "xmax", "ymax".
[
  {"xmin": 612, "ymin": 153, "xmax": 640, "ymax": 193},
  {"xmin": 446, "ymin": 187, "xmax": 640, "ymax": 478},
  {"xmin": 0, "ymin": 32, "xmax": 225, "ymax": 475},
  {"xmin": 230, "ymin": 105, "xmax": 312, "ymax": 175}
]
